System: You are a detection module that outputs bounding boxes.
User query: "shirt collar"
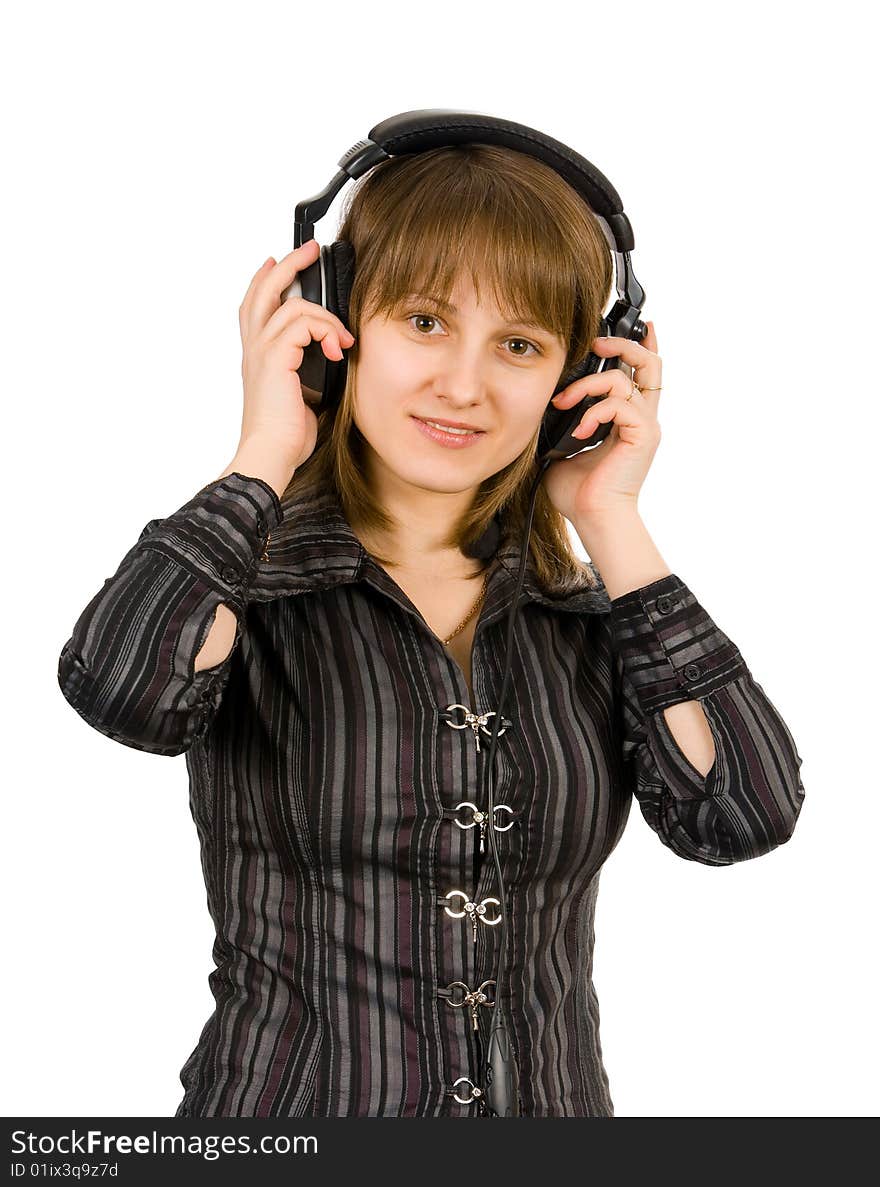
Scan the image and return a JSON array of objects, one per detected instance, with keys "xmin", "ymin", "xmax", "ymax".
[{"xmin": 249, "ymin": 486, "xmax": 611, "ymax": 623}]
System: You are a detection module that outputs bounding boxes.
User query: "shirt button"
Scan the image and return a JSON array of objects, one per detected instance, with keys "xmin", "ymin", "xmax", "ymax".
[
  {"xmin": 683, "ymin": 662, "xmax": 701, "ymax": 681},
  {"xmin": 656, "ymin": 594, "xmax": 676, "ymax": 614},
  {"xmin": 220, "ymin": 564, "xmax": 241, "ymax": 583}
]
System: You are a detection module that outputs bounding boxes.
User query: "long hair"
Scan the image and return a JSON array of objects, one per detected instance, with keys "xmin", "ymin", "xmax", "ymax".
[{"xmin": 281, "ymin": 142, "xmax": 614, "ymax": 594}]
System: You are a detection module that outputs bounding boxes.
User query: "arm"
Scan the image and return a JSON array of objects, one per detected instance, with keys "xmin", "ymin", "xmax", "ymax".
[
  {"xmin": 573, "ymin": 510, "xmax": 716, "ymax": 777},
  {"xmin": 57, "ymin": 456, "xmax": 288, "ymax": 757},
  {"xmin": 194, "ymin": 441, "xmax": 298, "ymax": 670},
  {"xmin": 575, "ymin": 509, "xmax": 806, "ymax": 865}
]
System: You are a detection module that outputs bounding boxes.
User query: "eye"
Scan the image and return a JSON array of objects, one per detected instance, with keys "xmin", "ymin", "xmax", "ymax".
[
  {"xmin": 404, "ymin": 312, "xmax": 543, "ymax": 358},
  {"xmin": 406, "ymin": 312, "xmax": 444, "ymax": 336}
]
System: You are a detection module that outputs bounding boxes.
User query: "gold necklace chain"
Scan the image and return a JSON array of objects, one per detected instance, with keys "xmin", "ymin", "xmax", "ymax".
[{"xmin": 442, "ymin": 566, "xmax": 492, "ymax": 646}]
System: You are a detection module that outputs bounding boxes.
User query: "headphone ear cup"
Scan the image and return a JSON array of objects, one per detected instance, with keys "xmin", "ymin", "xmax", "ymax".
[
  {"xmin": 326, "ymin": 239, "xmax": 355, "ymax": 329},
  {"xmin": 321, "ymin": 239, "xmax": 356, "ymax": 410},
  {"xmin": 537, "ymin": 349, "xmax": 611, "ymax": 461},
  {"xmin": 282, "ymin": 250, "xmax": 325, "ymax": 395},
  {"xmin": 536, "ymin": 316, "xmax": 624, "ymax": 459}
]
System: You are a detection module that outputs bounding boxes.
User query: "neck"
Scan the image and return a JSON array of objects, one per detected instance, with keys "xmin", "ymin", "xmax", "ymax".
[
  {"xmin": 359, "ymin": 453, "xmax": 483, "ymax": 578},
  {"xmin": 358, "ymin": 528, "xmax": 483, "ymax": 581}
]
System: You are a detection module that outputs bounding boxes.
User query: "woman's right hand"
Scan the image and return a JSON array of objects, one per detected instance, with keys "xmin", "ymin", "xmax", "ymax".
[{"xmin": 237, "ymin": 239, "xmax": 355, "ymax": 470}]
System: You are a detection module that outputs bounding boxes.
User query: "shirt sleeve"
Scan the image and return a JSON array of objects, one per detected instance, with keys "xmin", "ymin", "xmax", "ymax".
[
  {"xmin": 57, "ymin": 472, "xmax": 283, "ymax": 758},
  {"xmin": 607, "ymin": 572, "xmax": 805, "ymax": 866}
]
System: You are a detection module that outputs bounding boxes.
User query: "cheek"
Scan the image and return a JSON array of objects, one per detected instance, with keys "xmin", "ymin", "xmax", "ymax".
[
  {"xmin": 351, "ymin": 382, "xmax": 416, "ymax": 459},
  {"xmin": 353, "ymin": 380, "xmax": 410, "ymax": 432},
  {"xmin": 501, "ymin": 396, "xmax": 549, "ymax": 440},
  {"xmin": 485, "ymin": 400, "xmax": 547, "ymax": 463},
  {"xmin": 354, "ymin": 356, "xmax": 431, "ymax": 432}
]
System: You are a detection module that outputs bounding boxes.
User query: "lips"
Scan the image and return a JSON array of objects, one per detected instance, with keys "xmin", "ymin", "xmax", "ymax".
[
  {"xmin": 411, "ymin": 416, "xmax": 487, "ymax": 449},
  {"xmin": 415, "ymin": 417, "xmax": 484, "ymax": 432}
]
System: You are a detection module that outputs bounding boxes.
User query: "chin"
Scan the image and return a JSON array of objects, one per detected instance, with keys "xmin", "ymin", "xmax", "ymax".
[
  {"xmin": 359, "ymin": 423, "xmax": 508, "ymax": 492},
  {"xmin": 395, "ymin": 462, "xmax": 485, "ymax": 495}
]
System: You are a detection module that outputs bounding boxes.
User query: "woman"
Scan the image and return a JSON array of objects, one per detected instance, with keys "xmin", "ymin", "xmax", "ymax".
[{"xmin": 57, "ymin": 144, "xmax": 805, "ymax": 1117}]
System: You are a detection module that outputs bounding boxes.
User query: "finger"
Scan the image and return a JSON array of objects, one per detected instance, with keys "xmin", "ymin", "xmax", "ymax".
[
  {"xmin": 570, "ymin": 392, "xmax": 650, "ymax": 439},
  {"xmin": 263, "ymin": 301, "xmax": 355, "ymax": 350},
  {"xmin": 550, "ymin": 363, "xmax": 636, "ymax": 408},
  {"xmin": 239, "ymin": 256, "xmax": 276, "ymax": 329},
  {"xmin": 250, "ymin": 240, "xmax": 320, "ymax": 334},
  {"xmin": 247, "ymin": 256, "xmax": 275, "ymax": 293},
  {"xmin": 637, "ymin": 323, "xmax": 662, "ymax": 394},
  {"xmin": 276, "ymin": 315, "xmax": 347, "ymax": 363},
  {"xmin": 597, "ymin": 331, "xmax": 662, "ymax": 398},
  {"xmin": 264, "ymin": 290, "xmax": 355, "ymax": 346},
  {"xmin": 592, "ymin": 330, "xmax": 657, "ymax": 370}
]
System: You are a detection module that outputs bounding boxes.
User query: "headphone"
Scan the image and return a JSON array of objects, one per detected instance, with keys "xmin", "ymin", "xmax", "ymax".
[{"xmin": 280, "ymin": 109, "xmax": 648, "ymax": 1116}]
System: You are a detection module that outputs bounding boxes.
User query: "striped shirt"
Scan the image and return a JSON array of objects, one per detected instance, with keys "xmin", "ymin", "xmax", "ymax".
[{"xmin": 56, "ymin": 471, "xmax": 805, "ymax": 1117}]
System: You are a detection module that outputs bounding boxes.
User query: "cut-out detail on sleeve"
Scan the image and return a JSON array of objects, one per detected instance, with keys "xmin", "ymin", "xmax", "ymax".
[
  {"xmin": 609, "ymin": 574, "xmax": 806, "ymax": 864},
  {"xmin": 57, "ymin": 473, "xmax": 283, "ymax": 757}
]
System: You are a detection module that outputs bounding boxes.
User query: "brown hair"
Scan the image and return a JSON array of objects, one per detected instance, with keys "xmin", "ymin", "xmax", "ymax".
[{"xmin": 281, "ymin": 142, "xmax": 614, "ymax": 594}]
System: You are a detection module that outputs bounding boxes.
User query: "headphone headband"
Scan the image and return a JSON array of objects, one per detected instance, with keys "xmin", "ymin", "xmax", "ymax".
[
  {"xmin": 293, "ymin": 108, "xmax": 634, "ymax": 254},
  {"xmin": 365, "ymin": 110, "xmax": 634, "ymax": 251}
]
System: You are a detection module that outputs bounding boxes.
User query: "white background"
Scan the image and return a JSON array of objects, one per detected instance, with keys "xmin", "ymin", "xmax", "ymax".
[{"xmin": 3, "ymin": 0, "xmax": 877, "ymax": 1118}]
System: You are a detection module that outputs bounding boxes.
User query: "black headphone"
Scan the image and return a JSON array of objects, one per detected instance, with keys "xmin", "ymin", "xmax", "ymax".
[{"xmin": 280, "ymin": 109, "xmax": 648, "ymax": 1117}]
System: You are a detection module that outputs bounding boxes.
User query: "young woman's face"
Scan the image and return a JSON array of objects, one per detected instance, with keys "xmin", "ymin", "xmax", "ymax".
[{"xmin": 351, "ymin": 273, "xmax": 569, "ymax": 496}]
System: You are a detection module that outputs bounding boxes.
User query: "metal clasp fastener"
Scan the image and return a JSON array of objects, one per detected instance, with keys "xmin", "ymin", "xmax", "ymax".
[
  {"xmin": 453, "ymin": 800, "xmax": 514, "ymax": 854},
  {"xmin": 451, "ymin": 1075, "xmax": 484, "ymax": 1105},
  {"xmin": 443, "ymin": 888, "xmax": 502, "ymax": 942},
  {"xmin": 443, "ymin": 703, "xmax": 510, "ymax": 753},
  {"xmin": 443, "ymin": 979, "xmax": 497, "ymax": 1032}
]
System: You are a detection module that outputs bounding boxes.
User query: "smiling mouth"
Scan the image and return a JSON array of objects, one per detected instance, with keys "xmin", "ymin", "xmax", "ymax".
[
  {"xmin": 418, "ymin": 418, "xmax": 482, "ymax": 434},
  {"xmin": 411, "ymin": 416, "xmax": 487, "ymax": 447}
]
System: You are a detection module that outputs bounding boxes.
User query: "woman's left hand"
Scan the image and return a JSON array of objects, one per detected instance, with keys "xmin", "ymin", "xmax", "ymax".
[{"xmin": 542, "ymin": 321, "xmax": 663, "ymax": 521}]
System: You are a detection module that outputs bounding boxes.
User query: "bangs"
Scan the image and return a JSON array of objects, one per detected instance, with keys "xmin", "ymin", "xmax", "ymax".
[
  {"xmin": 340, "ymin": 144, "xmax": 606, "ymax": 363},
  {"xmin": 361, "ymin": 206, "xmax": 573, "ymax": 346}
]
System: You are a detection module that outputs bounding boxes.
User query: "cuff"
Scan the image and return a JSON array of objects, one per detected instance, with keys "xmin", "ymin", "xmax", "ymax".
[
  {"xmin": 608, "ymin": 572, "xmax": 748, "ymax": 716},
  {"xmin": 136, "ymin": 472, "xmax": 284, "ymax": 613}
]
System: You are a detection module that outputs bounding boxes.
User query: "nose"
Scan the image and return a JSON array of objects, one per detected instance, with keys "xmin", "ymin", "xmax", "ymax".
[{"xmin": 433, "ymin": 346, "xmax": 490, "ymax": 409}]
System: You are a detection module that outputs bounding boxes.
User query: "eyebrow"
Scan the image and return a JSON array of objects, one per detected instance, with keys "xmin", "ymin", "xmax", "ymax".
[{"xmin": 403, "ymin": 294, "xmax": 558, "ymax": 341}]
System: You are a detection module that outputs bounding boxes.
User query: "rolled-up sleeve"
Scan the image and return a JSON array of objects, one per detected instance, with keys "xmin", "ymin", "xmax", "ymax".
[
  {"xmin": 57, "ymin": 472, "xmax": 283, "ymax": 757},
  {"xmin": 608, "ymin": 572, "xmax": 805, "ymax": 866}
]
